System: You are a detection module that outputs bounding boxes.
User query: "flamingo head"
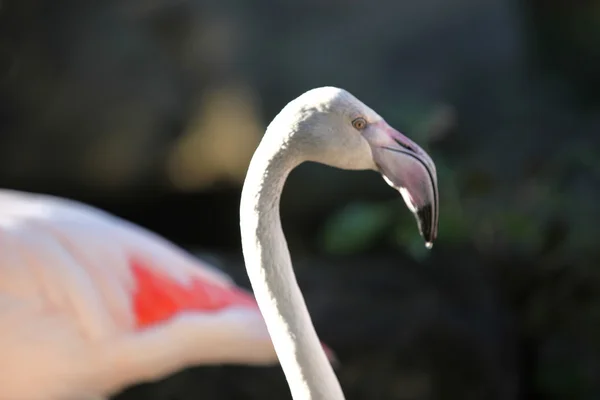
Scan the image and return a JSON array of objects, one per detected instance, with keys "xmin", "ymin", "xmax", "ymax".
[{"xmin": 270, "ymin": 87, "xmax": 439, "ymax": 247}]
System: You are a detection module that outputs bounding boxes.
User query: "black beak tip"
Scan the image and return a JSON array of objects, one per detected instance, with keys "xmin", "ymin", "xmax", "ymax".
[{"xmin": 415, "ymin": 204, "xmax": 436, "ymax": 248}]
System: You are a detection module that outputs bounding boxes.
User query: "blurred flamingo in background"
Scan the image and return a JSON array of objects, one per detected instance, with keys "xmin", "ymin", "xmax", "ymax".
[
  {"xmin": 0, "ymin": 189, "xmax": 291, "ymax": 400},
  {"xmin": 0, "ymin": 87, "xmax": 437, "ymax": 400}
]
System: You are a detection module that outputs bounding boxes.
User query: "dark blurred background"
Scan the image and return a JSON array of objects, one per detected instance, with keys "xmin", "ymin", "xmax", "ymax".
[{"xmin": 1, "ymin": 0, "xmax": 600, "ymax": 398}]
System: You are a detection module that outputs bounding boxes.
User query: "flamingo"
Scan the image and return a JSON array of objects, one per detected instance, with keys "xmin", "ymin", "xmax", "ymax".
[
  {"xmin": 0, "ymin": 189, "xmax": 293, "ymax": 400},
  {"xmin": 0, "ymin": 86, "xmax": 437, "ymax": 400},
  {"xmin": 240, "ymin": 87, "xmax": 438, "ymax": 400}
]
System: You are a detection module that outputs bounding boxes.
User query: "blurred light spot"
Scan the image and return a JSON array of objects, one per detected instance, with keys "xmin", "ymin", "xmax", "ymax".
[{"xmin": 167, "ymin": 83, "xmax": 263, "ymax": 190}]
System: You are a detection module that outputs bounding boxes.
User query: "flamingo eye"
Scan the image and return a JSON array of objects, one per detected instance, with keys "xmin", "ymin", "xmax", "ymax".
[{"xmin": 351, "ymin": 117, "xmax": 367, "ymax": 130}]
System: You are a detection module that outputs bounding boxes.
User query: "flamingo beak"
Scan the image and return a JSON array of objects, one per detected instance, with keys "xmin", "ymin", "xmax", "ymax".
[{"xmin": 363, "ymin": 121, "xmax": 439, "ymax": 247}]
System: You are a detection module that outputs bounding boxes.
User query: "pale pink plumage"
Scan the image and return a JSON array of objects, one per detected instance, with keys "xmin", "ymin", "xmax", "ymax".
[{"xmin": 0, "ymin": 189, "xmax": 284, "ymax": 400}]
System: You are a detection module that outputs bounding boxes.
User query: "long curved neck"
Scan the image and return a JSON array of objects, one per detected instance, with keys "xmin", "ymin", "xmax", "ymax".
[{"xmin": 240, "ymin": 130, "xmax": 345, "ymax": 400}]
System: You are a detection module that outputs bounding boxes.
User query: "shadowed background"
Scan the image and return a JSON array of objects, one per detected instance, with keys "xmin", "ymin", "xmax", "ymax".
[{"xmin": 1, "ymin": 0, "xmax": 599, "ymax": 398}]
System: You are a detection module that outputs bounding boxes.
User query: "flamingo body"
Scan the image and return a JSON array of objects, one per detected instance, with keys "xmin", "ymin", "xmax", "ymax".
[{"xmin": 0, "ymin": 189, "xmax": 280, "ymax": 400}]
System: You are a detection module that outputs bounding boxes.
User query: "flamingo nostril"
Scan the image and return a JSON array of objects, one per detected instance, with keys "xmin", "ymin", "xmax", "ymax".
[{"xmin": 393, "ymin": 137, "xmax": 416, "ymax": 152}]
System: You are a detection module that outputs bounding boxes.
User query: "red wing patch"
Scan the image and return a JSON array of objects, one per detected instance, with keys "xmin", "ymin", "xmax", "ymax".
[{"xmin": 130, "ymin": 257, "xmax": 258, "ymax": 328}]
